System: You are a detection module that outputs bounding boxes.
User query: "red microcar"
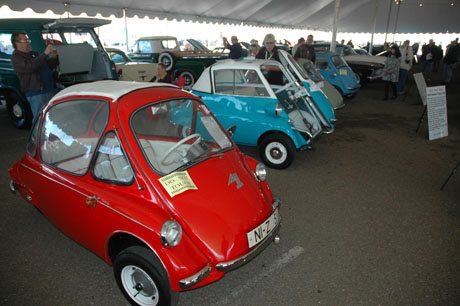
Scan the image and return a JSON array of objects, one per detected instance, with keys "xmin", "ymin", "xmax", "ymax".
[{"xmin": 9, "ymin": 81, "xmax": 281, "ymax": 306}]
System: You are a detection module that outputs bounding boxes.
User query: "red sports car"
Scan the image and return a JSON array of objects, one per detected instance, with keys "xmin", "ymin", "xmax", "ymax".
[{"xmin": 9, "ymin": 81, "xmax": 281, "ymax": 306}]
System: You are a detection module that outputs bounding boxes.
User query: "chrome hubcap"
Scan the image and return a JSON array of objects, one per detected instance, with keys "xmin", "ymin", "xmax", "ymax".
[{"xmin": 121, "ymin": 265, "xmax": 159, "ymax": 306}]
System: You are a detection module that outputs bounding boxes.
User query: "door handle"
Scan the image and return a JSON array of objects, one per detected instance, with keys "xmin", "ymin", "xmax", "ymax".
[{"xmin": 85, "ymin": 195, "xmax": 98, "ymax": 208}]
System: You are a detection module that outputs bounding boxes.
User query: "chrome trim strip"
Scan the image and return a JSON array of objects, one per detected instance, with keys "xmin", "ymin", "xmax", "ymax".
[
  {"xmin": 9, "ymin": 180, "xmax": 17, "ymax": 194},
  {"xmin": 20, "ymin": 163, "xmax": 156, "ymax": 232},
  {"xmin": 216, "ymin": 221, "xmax": 281, "ymax": 272},
  {"xmin": 179, "ymin": 265, "xmax": 212, "ymax": 289}
]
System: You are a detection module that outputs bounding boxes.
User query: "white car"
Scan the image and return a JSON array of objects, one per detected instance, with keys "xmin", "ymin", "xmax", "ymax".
[{"xmin": 106, "ymin": 47, "xmax": 157, "ymax": 82}]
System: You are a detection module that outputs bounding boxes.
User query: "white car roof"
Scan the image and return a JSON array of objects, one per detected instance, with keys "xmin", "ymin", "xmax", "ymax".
[
  {"xmin": 136, "ymin": 36, "xmax": 177, "ymax": 41},
  {"xmin": 192, "ymin": 58, "xmax": 283, "ymax": 93},
  {"xmin": 50, "ymin": 80, "xmax": 177, "ymax": 103}
]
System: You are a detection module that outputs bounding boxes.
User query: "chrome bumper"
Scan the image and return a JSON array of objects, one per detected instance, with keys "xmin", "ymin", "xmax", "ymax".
[
  {"xmin": 179, "ymin": 265, "xmax": 211, "ymax": 289},
  {"xmin": 216, "ymin": 198, "xmax": 281, "ymax": 272}
]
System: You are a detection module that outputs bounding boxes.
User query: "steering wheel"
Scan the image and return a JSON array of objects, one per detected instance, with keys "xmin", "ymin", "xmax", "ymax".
[
  {"xmin": 160, "ymin": 133, "xmax": 202, "ymax": 166},
  {"xmin": 275, "ymin": 81, "xmax": 294, "ymax": 94}
]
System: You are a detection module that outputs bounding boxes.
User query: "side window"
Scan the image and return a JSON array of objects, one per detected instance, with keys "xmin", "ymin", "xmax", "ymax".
[
  {"xmin": 0, "ymin": 33, "xmax": 14, "ymax": 55},
  {"xmin": 138, "ymin": 40, "xmax": 152, "ymax": 53},
  {"xmin": 26, "ymin": 118, "xmax": 40, "ymax": 156},
  {"xmin": 214, "ymin": 69, "xmax": 268, "ymax": 97},
  {"xmin": 40, "ymin": 100, "xmax": 109, "ymax": 175},
  {"xmin": 93, "ymin": 132, "xmax": 134, "ymax": 185}
]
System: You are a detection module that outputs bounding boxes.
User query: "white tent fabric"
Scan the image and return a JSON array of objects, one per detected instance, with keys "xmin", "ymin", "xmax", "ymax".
[{"xmin": 3, "ymin": 0, "xmax": 459, "ymax": 33}]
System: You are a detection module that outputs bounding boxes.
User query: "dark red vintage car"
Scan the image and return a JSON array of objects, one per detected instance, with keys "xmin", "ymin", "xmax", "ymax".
[{"xmin": 8, "ymin": 81, "xmax": 281, "ymax": 306}]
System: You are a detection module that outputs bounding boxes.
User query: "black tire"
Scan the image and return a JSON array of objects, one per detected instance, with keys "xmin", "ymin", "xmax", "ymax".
[
  {"xmin": 259, "ymin": 133, "xmax": 296, "ymax": 169},
  {"xmin": 179, "ymin": 71, "xmax": 195, "ymax": 87},
  {"xmin": 4, "ymin": 92, "xmax": 32, "ymax": 129},
  {"xmin": 158, "ymin": 53, "xmax": 175, "ymax": 71},
  {"xmin": 114, "ymin": 246, "xmax": 178, "ymax": 306}
]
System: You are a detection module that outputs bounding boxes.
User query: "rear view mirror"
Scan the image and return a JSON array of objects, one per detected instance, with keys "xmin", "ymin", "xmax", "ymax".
[{"xmin": 226, "ymin": 125, "xmax": 237, "ymax": 138}]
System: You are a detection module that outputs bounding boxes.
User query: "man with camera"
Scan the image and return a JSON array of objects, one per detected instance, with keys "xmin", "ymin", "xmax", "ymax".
[{"xmin": 11, "ymin": 32, "xmax": 59, "ymax": 121}]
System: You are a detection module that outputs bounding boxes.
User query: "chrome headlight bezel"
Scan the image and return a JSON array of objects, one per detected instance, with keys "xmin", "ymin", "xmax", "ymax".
[
  {"xmin": 255, "ymin": 163, "xmax": 267, "ymax": 181},
  {"xmin": 160, "ymin": 220, "xmax": 182, "ymax": 247}
]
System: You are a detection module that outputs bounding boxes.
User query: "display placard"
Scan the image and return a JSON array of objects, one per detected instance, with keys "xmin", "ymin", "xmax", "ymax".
[
  {"xmin": 413, "ymin": 73, "xmax": 427, "ymax": 106},
  {"xmin": 426, "ymin": 86, "xmax": 448, "ymax": 141}
]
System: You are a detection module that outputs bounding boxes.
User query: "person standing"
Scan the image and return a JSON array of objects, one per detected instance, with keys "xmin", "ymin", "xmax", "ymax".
[
  {"xmin": 421, "ymin": 39, "xmax": 436, "ymax": 81},
  {"xmin": 11, "ymin": 31, "xmax": 59, "ymax": 121},
  {"xmin": 291, "ymin": 37, "xmax": 305, "ymax": 56},
  {"xmin": 249, "ymin": 39, "xmax": 260, "ymax": 57},
  {"xmin": 155, "ymin": 63, "xmax": 173, "ymax": 83},
  {"xmin": 294, "ymin": 34, "xmax": 316, "ymax": 63},
  {"xmin": 442, "ymin": 39, "xmax": 459, "ymax": 85},
  {"xmin": 256, "ymin": 33, "xmax": 280, "ymax": 62},
  {"xmin": 397, "ymin": 40, "xmax": 414, "ymax": 95},
  {"xmin": 223, "ymin": 36, "xmax": 243, "ymax": 59},
  {"xmin": 382, "ymin": 44, "xmax": 401, "ymax": 100}
]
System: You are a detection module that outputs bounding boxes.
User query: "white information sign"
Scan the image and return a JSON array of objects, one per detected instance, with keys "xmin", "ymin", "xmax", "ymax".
[
  {"xmin": 426, "ymin": 86, "xmax": 448, "ymax": 141},
  {"xmin": 413, "ymin": 73, "xmax": 427, "ymax": 106}
]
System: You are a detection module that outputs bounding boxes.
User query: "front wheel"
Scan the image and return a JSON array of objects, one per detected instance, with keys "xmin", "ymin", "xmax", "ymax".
[
  {"xmin": 4, "ymin": 92, "xmax": 32, "ymax": 129},
  {"xmin": 259, "ymin": 133, "xmax": 296, "ymax": 169},
  {"xmin": 114, "ymin": 246, "xmax": 178, "ymax": 306},
  {"xmin": 179, "ymin": 71, "xmax": 195, "ymax": 87}
]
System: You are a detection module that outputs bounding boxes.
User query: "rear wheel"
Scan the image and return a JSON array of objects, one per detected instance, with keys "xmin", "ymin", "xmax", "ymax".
[
  {"xmin": 259, "ymin": 133, "xmax": 296, "ymax": 169},
  {"xmin": 158, "ymin": 53, "xmax": 175, "ymax": 71},
  {"xmin": 179, "ymin": 71, "xmax": 195, "ymax": 87},
  {"xmin": 114, "ymin": 246, "xmax": 178, "ymax": 306},
  {"xmin": 4, "ymin": 92, "xmax": 32, "ymax": 129}
]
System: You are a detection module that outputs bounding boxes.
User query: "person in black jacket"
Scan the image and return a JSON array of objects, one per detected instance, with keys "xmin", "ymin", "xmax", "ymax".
[
  {"xmin": 223, "ymin": 36, "xmax": 243, "ymax": 59},
  {"xmin": 442, "ymin": 40, "xmax": 459, "ymax": 85},
  {"xmin": 256, "ymin": 33, "xmax": 280, "ymax": 62},
  {"xmin": 421, "ymin": 39, "xmax": 436, "ymax": 81},
  {"xmin": 11, "ymin": 32, "xmax": 59, "ymax": 120}
]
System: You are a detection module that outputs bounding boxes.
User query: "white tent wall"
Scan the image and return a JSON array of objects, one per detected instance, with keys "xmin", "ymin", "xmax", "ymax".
[{"xmin": 2, "ymin": 0, "xmax": 459, "ymax": 33}]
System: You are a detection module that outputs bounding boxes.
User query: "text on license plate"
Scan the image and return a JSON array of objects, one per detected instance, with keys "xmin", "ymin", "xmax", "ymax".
[{"xmin": 246, "ymin": 210, "xmax": 280, "ymax": 248}]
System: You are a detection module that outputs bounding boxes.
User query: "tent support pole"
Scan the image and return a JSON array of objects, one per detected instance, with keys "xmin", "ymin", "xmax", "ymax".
[
  {"xmin": 124, "ymin": 8, "xmax": 129, "ymax": 52},
  {"xmin": 384, "ymin": 0, "xmax": 393, "ymax": 43},
  {"xmin": 392, "ymin": 1, "xmax": 401, "ymax": 43},
  {"xmin": 369, "ymin": 0, "xmax": 381, "ymax": 55},
  {"xmin": 330, "ymin": 0, "xmax": 341, "ymax": 53}
]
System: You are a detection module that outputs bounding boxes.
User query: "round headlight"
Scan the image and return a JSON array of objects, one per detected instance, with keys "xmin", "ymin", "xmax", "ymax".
[
  {"xmin": 160, "ymin": 221, "xmax": 182, "ymax": 247},
  {"xmin": 255, "ymin": 163, "xmax": 267, "ymax": 181}
]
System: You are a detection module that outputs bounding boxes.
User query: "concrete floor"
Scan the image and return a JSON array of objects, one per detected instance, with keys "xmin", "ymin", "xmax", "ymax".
[{"xmin": 1, "ymin": 68, "xmax": 459, "ymax": 306}]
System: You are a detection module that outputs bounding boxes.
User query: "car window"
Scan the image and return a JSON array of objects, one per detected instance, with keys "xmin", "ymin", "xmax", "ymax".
[
  {"xmin": 332, "ymin": 55, "xmax": 347, "ymax": 68},
  {"xmin": 0, "ymin": 33, "xmax": 14, "ymax": 55},
  {"xmin": 93, "ymin": 132, "xmax": 134, "ymax": 185},
  {"xmin": 260, "ymin": 64, "xmax": 289, "ymax": 88},
  {"xmin": 108, "ymin": 51, "xmax": 126, "ymax": 64},
  {"xmin": 40, "ymin": 100, "xmax": 109, "ymax": 175},
  {"xmin": 316, "ymin": 58, "xmax": 329, "ymax": 70},
  {"xmin": 132, "ymin": 99, "xmax": 232, "ymax": 175},
  {"xmin": 162, "ymin": 39, "xmax": 178, "ymax": 50},
  {"xmin": 214, "ymin": 69, "xmax": 269, "ymax": 97},
  {"xmin": 138, "ymin": 40, "xmax": 152, "ymax": 53}
]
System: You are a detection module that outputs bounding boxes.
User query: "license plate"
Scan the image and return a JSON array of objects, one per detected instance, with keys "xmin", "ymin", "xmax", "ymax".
[{"xmin": 246, "ymin": 209, "xmax": 280, "ymax": 248}]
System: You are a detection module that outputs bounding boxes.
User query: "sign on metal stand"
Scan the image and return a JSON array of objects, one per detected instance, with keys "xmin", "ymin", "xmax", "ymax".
[
  {"xmin": 426, "ymin": 86, "xmax": 448, "ymax": 140},
  {"xmin": 413, "ymin": 72, "xmax": 427, "ymax": 134}
]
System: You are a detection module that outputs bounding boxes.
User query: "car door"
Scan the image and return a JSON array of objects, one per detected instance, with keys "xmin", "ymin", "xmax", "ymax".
[
  {"xmin": 207, "ymin": 68, "xmax": 280, "ymax": 146},
  {"xmin": 20, "ymin": 99, "xmax": 123, "ymax": 252}
]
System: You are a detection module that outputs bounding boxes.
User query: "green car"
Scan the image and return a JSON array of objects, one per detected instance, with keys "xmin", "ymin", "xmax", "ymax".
[
  {"xmin": 0, "ymin": 18, "xmax": 118, "ymax": 129},
  {"xmin": 128, "ymin": 36, "xmax": 228, "ymax": 87}
]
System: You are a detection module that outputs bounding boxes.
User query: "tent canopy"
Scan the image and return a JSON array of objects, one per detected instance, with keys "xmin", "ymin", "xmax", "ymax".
[{"xmin": 3, "ymin": 0, "xmax": 459, "ymax": 33}]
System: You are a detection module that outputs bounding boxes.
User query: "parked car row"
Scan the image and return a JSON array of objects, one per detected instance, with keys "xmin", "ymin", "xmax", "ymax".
[{"xmin": 4, "ymin": 19, "xmax": 357, "ymax": 306}]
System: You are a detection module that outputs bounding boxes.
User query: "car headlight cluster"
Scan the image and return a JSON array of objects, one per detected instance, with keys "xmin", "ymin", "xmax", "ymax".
[
  {"xmin": 255, "ymin": 163, "xmax": 267, "ymax": 181},
  {"xmin": 161, "ymin": 220, "xmax": 182, "ymax": 247}
]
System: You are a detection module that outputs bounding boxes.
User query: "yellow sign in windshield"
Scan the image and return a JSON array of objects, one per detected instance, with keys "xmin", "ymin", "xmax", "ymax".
[{"xmin": 159, "ymin": 171, "xmax": 198, "ymax": 197}]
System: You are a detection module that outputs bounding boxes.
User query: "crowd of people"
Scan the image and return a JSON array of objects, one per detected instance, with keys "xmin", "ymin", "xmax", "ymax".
[{"xmin": 9, "ymin": 28, "xmax": 460, "ymax": 122}]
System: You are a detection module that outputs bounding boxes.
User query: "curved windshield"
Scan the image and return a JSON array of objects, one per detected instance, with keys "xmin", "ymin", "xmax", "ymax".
[
  {"xmin": 297, "ymin": 59, "xmax": 324, "ymax": 82},
  {"xmin": 132, "ymin": 99, "xmax": 232, "ymax": 175},
  {"xmin": 332, "ymin": 55, "xmax": 348, "ymax": 68}
]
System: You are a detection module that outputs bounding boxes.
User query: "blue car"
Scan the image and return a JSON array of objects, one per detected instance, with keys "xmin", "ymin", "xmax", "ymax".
[
  {"xmin": 278, "ymin": 50, "xmax": 336, "ymax": 126},
  {"xmin": 192, "ymin": 59, "xmax": 331, "ymax": 169},
  {"xmin": 315, "ymin": 51, "xmax": 360, "ymax": 98}
]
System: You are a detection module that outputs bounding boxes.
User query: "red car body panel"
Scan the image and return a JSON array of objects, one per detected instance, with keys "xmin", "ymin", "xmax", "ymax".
[{"xmin": 9, "ymin": 83, "xmax": 279, "ymax": 293}]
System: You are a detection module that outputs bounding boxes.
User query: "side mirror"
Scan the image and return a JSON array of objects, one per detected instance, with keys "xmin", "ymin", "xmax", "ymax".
[{"xmin": 226, "ymin": 125, "xmax": 237, "ymax": 138}]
